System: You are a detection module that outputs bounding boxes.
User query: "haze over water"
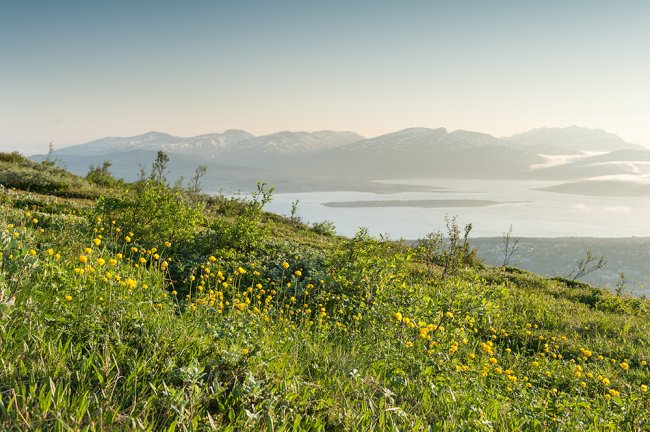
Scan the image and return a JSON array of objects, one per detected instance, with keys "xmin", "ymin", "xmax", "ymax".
[{"xmin": 261, "ymin": 179, "xmax": 650, "ymax": 239}]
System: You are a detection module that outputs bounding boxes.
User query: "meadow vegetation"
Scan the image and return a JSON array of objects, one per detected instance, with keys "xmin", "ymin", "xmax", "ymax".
[{"xmin": 1, "ymin": 152, "xmax": 649, "ymax": 430}]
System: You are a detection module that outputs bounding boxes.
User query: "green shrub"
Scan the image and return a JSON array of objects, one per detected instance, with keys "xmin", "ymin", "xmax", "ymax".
[
  {"xmin": 0, "ymin": 158, "xmax": 101, "ymax": 199},
  {"xmin": 416, "ymin": 214, "xmax": 481, "ymax": 277},
  {"xmin": 204, "ymin": 182, "xmax": 274, "ymax": 257},
  {"xmin": 94, "ymin": 179, "xmax": 204, "ymax": 247},
  {"xmin": 0, "ymin": 151, "xmax": 27, "ymax": 163},
  {"xmin": 86, "ymin": 161, "xmax": 123, "ymax": 188},
  {"xmin": 311, "ymin": 220, "xmax": 336, "ymax": 236}
]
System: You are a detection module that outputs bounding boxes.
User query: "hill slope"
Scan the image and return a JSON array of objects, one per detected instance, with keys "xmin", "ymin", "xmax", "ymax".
[{"xmin": 1, "ymin": 156, "xmax": 649, "ymax": 430}]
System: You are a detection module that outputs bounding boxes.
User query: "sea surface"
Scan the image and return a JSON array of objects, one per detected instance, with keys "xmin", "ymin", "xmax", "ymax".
[{"xmin": 262, "ymin": 179, "xmax": 650, "ymax": 239}]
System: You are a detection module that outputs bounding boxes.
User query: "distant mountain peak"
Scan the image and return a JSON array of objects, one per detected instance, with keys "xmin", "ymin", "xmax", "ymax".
[
  {"xmin": 506, "ymin": 126, "xmax": 642, "ymax": 154},
  {"xmin": 392, "ymin": 127, "xmax": 447, "ymax": 135},
  {"xmin": 47, "ymin": 129, "xmax": 363, "ymax": 158}
]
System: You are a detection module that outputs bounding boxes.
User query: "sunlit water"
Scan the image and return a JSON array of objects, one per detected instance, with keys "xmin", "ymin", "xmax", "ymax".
[{"xmin": 259, "ymin": 179, "xmax": 650, "ymax": 239}]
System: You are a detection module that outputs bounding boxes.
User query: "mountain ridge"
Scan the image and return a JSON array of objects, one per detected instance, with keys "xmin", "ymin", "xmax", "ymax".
[
  {"xmin": 38, "ymin": 125, "xmax": 642, "ymax": 158},
  {"xmin": 29, "ymin": 125, "xmax": 648, "ymax": 192}
]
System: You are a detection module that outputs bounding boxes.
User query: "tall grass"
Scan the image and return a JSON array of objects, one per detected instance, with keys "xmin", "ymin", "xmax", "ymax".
[{"xmin": 1, "ymin": 165, "xmax": 649, "ymax": 430}]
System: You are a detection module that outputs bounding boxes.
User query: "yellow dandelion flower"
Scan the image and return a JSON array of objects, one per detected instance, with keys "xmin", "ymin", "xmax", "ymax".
[
  {"xmin": 93, "ymin": 238, "xmax": 101, "ymax": 246},
  {"xmin": 79, "ymin": 255, "xmax": 88, "ymax": 263},
  {"xmin": 65, "ymin": 295, "xmax": 72, "ymax": 302}
]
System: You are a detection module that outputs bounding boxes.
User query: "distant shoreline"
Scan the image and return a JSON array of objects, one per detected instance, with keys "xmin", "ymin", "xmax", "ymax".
[{"xmin": 322, "ymin": 199, "xmax": 510, "ymax": 208}]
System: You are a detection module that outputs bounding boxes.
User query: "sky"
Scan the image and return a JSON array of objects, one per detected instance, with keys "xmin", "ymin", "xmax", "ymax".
[{"xmin": 1, "ymin": 0, "xmax": 650, "ymax": 154}]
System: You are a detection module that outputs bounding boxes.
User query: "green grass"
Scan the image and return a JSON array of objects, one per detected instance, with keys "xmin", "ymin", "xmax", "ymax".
[
  {"xmin": 1, "ymin": 157, "xmax": 649, "ymax": 430},
  {"xmin": 0, "ymin": 153, "xmax": 110, "ymax": 199}
]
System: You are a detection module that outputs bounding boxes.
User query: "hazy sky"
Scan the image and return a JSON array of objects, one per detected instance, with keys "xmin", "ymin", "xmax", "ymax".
[{"xmin": 2, "ymin": 0, "xmax": 650, "ymax": 154}]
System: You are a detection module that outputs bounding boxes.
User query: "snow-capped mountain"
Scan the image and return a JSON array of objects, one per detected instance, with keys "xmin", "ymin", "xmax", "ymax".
[
  {"xmin": 28, "ymin": 125, "xmax": 650, "ymax": 192},
  {"xmin": 50, "ymin": 130, "xmax": 363, "ymax": 158},
  {"xmin": 332, "ymin": 127, "xmax": 454, "ymax": 154},
  {"xmin": 505, "ymin": 126, "xmax": 643, "ymax": 154},
  {"xmin": 320, "ymin": 127, "xmax": 542, "ymax": 179},
  {"xmin": 53, "ymin": 130, "xmax": 255, "ymax": 156},
  {"xmin": 222, "ymin": 130, "xmax": 365, "ymax": 156}
]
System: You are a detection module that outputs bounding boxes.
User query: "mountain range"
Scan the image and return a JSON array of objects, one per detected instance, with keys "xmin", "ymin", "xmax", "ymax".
[{"xmin": 31, "ymin": 126, "xmax": 650, "ymax": 194}]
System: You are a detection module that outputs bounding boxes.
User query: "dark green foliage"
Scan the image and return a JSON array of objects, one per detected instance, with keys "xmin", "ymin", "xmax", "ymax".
[
  {"xmin": 0, "ymin": 154, "xmax": 102, "ymax": 198},
  {"xmin": 0, "ymin": 151, "xmax": 27, "ymax": 163},
  {"xmin": 86, "ymin": 161, "xmax": 123, "ymax": 188},
  {"xmin": 416, "ymin": 214, "xmax": 481, "ymax": 277},
  {"xmin": 94, "ymin": 179, "xmax": 204, "ymax": 247},
  {"xmin": 205, "ymin": 182, "xmax": 274, "ymax": 257},
  {"xmin": 310, "ymin": 220, "xmax": 336, "ymax": 236}
]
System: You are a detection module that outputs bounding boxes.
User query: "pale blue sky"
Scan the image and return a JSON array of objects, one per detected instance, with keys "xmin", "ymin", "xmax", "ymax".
[{"xmin": 1, "ymin": 0, "xmax": 649, "ymax": 153}]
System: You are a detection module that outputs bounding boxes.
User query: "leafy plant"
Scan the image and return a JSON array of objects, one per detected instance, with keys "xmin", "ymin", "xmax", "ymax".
[
  {"xmin": 94, "ymin": 179, "xmax": 204, "ymax": 247},
  {"xmin": 310, "ymin": 220, "xmax": 336, "ymax": 236},
  {"xmin": 86, "ymin": 161, "xmax": 123, "ymax": 188},
  {"xmin": 417, "ymin": 215, "xmax": 480, "ymax": 277}
]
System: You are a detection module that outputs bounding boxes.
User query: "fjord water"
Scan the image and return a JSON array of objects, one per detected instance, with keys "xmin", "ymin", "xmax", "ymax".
[{"xmin": 264, "ymin": 179, "xmax": 650, "ymax": 239}]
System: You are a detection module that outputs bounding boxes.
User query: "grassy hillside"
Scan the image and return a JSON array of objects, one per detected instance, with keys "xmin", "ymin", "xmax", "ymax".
[{"xmin": 1, "ymin": 154, "xmax": 649, "ymax": 431}]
